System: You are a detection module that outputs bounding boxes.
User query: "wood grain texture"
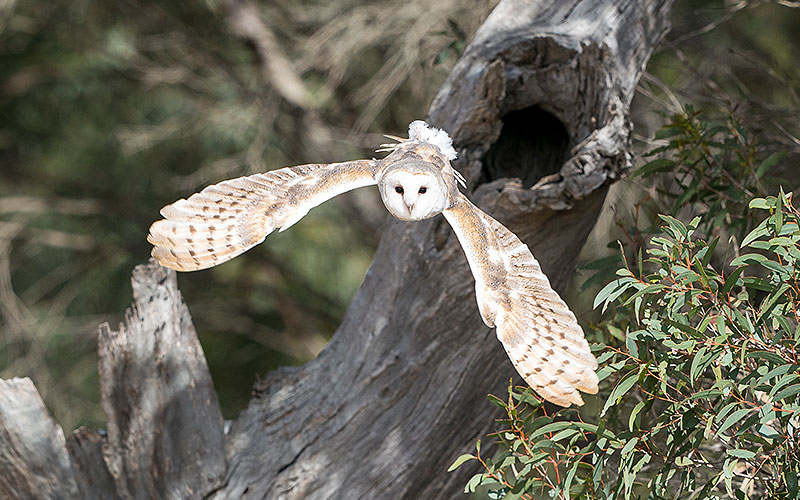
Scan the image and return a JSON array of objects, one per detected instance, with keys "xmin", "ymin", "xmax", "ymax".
[
  {"xmin": 67, "ymin": 428, "xmax": 119, "ymax": 500},
  {"xmin": 0, "ymin": 264, "xmax": 226, "ymax": 500}
]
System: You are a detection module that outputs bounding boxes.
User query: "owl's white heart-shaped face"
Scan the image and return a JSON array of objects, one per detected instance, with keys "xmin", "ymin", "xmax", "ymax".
[{"xmin": 378, "ymin": 168, "xmax": 448, "ymax": 221}]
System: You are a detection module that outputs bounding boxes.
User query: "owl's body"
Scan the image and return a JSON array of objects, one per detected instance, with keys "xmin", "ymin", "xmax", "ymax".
[{"xmin": 148, "ymin": 121, "xmax": 599, "ymax": 406}]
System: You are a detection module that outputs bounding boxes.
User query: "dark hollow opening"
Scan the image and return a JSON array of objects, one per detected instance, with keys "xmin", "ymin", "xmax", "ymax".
[{"xmin": 482, "ymin": 106, "xmax": 570, "ymax": 188}]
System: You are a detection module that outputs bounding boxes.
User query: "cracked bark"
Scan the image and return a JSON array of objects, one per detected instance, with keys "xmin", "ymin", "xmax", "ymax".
[{"xmin": 0, "ymin": 0, "xmax": 674, "ymax": 498}]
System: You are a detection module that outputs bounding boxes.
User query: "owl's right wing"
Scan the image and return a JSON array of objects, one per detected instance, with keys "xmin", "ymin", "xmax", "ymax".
[
  {"xmin": 148, "ymin": 159, "xmax": 379, "ymax": 271},
  {"xmin": 442, "ymin": 192, "xmax": 599, "ymax": 406}
]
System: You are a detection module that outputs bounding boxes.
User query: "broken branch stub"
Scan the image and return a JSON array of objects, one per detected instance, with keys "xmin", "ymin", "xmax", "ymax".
[
  {"xmin": 0, "ymin": 261, "xmax": 227, "ymax": 500},
  {"xmin": 97, "ymin": 260, "xmax": 226, "ymax": 500}
]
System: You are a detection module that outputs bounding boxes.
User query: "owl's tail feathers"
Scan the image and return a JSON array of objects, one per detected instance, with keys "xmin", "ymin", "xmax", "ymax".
[{"xmin": 147, "ymin": 185, "xmax": 274, "ymax": 272}]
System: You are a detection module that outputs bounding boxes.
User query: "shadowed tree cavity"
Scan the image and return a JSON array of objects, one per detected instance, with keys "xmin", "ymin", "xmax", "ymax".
[{"xmin": 483, "ymin": 106, "xmax": 570, "ymax": 188}]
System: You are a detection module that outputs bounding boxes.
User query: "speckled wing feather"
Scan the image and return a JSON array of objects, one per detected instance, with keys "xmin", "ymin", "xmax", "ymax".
[
  {"xmin": 148, "ymin": 159, "xmax": 379, "ymax": 271},
  {"xmin": 443, "ymin": 192, "xmax": 599, "ymax": 406}
]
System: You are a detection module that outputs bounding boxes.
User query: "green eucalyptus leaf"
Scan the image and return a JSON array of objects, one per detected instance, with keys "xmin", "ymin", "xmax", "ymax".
[
  {"xmin": 772, "ymin": 383, "xmax": 800, "ymax": 402},
  {"xmin": 755, "ymin": 152, "xmax": 781, "ymax": 179},
  {"xmin": 600, "ymin": 369, "xmax": 640, "ymax": 417},
  {"xmin": 742, "ymin": 218, "xmax": 771, "ymax": 248},
  {"xmin": 745, "ymin": 350, "xmax": 787, "ymax": 366},
  {"xmin": 729, "ymin": 254, "xmax": 767, "ymax": 266},
  {"xmin": 636, "ymin": 158, "xmax": 676, "ymax": 176},
  {"xmin": 716, "ymin": 408, "xmax": 753, "ymax": 436},
  {"xmin": 720, "ymin": 266, "xmax": 745, "ymax": 296},
  {"xmin": 629, "ymin": 401, "xmax": 646, "ymax": 432},
  {"xmin": 787, "ymin": 470, "xmax": 798, "ymax": 498},
  {"xmin": 749, "ymin": 197, "xmax": 770, "ymax": 209},
  {"xmin": 768, "ymin": 374, "xmax": 800, "ymax": 398},
  {"xmin": 726, "ymin": 448, "xmax": 756, "ymax": 459},
  {"xmin": 659, "ymin": 214, "xmax": 689, "ymax": 239},
  {"xmin": 448, "ymin": 454, "xmax": 476, "ymax": 472}
]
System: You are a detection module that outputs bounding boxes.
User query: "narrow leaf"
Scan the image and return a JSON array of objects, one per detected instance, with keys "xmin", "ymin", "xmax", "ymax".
[
  {"xmin": 756, "ymin": 152, "xmax": 781, "ymax": 178},
  {"xmin": 719, "ymin": 267, "xmax": 745, "ymax": 297},
  {"xmin": 635, "ymin": 158, "xmax": 675, "ymax": 176},
  {"xmin": 448, "ymin": 454, "xmax": 476, "ymax": 472},
  {"xmin": 726, "ymin": 449, "xmax": 756, "ymax": 459},
  {"xmin": 601, "ymin": 369, "xmax": 639, "ymax": 417},
  {"xmin": 729, "ymin": 254, "xmax": 767, "ymax": 266},
  {"xmin": 716, "ymin": 408, "xmax": 753, "ymax": 436},
  {"xmin": 629, "ymin": 401, "xmax": 646, "ymax": 432},
  {"xmin": 772, "ymin": 383, "xmax": 800, "ymax": 402}
]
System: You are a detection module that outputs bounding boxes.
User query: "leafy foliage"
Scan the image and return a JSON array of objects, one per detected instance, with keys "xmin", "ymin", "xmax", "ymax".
[
  {"xmin": 636, "ymin": 105, "xmax": 779, "ymax": 242},
  {"xmin": 453, "ymin": 191, "xmax": 800, "ymax": 499},
  {"xmin": 578, "ymin": 103, "xmax": 786, "ymax": 300},
  {"xmin": 450, "ymin": 103, "xmax": 797, "ymax": 499},
  {"xmin": 454, "ymin": 98, "xmax": 800, "ymax": 499},
  {"xmin": 446, "ymin": 3, "xmax": 800, "ymax": 494}
]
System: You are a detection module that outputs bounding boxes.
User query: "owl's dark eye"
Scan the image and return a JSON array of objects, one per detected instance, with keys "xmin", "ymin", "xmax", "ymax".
[
  {"xmin": 418, "ymin": 187, "xmax": 427, "ymax": 194},
  {"xmin": 394, "ymin": 186, "xmax": 404, "ymax": 194}
]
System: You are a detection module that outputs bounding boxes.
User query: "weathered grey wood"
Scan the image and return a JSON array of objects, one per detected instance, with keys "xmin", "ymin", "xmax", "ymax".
[
  {"xmin": 0, "ymin": 377, "xmax": 80, "ymax": 499},
  {"xmin": 67, "ymin": 428, "xmax": 119, "ymax": 500},
  {"xmin": 215, "ymin": 1, "xmax": 675, "ymax": 499},
  {"xmin": 97, "ymin": 261, "xmax": 226, "ymax": 500}
]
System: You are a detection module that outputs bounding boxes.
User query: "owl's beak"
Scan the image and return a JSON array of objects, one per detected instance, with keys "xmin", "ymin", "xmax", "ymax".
[{"xmin": 404, "ymin": 202, "xmax": 415, "ymax": 215}]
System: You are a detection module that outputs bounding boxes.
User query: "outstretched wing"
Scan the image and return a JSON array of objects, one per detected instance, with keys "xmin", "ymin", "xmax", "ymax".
[
  {"xmin": 443, "ymin": 192, "xmax": 598, "ymax": 406},
  {"xmin": 148, "ymin": 159, "xmax": 379, "ymax": 271}
]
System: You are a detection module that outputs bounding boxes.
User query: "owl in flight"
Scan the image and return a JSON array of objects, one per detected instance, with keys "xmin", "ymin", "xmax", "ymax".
[{"xmin": 148, "ymin": 121, "xmax": 599, "ymax": 406}]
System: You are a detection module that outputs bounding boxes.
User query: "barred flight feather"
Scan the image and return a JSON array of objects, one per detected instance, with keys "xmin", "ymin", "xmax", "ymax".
[
  {"xmin": 148, "ymin": 160, "xmax": 378, "ymax": 271},
  {"xmin": 443, "ymin": 192, "xmax": 598, "ymax": 407}
]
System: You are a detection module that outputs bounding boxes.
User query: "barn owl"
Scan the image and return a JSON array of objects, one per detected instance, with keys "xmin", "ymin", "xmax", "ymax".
[{"xmin": 148, "ymin": 121, "xmax": 599, "ymax": 406}]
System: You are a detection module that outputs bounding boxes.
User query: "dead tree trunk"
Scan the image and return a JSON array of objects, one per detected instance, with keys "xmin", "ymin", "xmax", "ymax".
[{"xmin": 0, "ymin": 0, "xmax": 674, "ymax": 498}]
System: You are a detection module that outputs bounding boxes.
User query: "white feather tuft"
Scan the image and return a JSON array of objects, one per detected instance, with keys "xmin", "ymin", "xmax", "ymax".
[{"xmin": 408, "ymin": 120, "xmax": 457, "ymax": 161}]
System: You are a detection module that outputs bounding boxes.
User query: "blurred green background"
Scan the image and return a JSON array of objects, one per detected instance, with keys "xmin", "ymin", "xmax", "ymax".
[{"xmin": 1, "ymin": 0, "xmax": 798, "ymax": 430}]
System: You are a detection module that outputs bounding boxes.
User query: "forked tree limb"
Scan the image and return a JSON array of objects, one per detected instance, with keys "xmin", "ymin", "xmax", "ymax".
[{"xmin": 0, "ymin": 0, "xmax": 674, "ymax": 498}]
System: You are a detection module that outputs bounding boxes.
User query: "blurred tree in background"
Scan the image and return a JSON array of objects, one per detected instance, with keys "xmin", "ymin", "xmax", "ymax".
[{"xmin": 0, "ymin": 0, "xmax": 798, "ymax": 447}]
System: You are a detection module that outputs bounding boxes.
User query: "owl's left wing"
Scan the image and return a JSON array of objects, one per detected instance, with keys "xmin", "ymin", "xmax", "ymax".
[
  {"xmin": 148, "ymin": 159, "xmax": 378, "ymax": 271},
  {"xmin": 442, "ymin": 192, "xmax": 599, "ymax": 406}
]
